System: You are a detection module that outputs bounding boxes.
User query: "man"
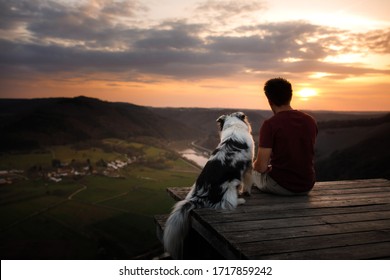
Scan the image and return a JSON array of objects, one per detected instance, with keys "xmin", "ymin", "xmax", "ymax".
[{"xmin": 253, "ymin": 77, "xmax": 318, "ymax": 195}]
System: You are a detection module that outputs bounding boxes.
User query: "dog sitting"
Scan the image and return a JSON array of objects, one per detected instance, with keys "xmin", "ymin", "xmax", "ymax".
[{"xmin": 163, "ymin": 112, "xmax": 254, "ymax": 259}]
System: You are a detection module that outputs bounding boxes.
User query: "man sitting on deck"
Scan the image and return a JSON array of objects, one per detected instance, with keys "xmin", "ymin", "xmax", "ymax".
[{"xmin": 253, "ymin": 77, "xmax": 318, "ymax": 195}]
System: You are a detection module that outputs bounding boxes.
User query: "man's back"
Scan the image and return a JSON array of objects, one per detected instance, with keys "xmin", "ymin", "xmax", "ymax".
[{"xmin": 260, "ymin": 110, "xmax": 317, "ymax": 192}]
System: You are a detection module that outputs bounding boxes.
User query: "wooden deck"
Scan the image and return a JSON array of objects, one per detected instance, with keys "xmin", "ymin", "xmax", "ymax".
[{"xmin": 155, "ymin": 178, "xmax": 390, "ymax": 259}]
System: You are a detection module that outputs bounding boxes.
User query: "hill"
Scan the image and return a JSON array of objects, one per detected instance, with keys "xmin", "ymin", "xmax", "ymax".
[
  {"xmin": 0, "ymin": 97, "xmax": 270, "ymax": 151},
  {"xmin": 1, "ymin": 96, "xmax": 389, "ymax": 181},
  {"xmin": 0, "ymin": 96, "xmax": 201, "ymax": 151},
  {"xmin": 315, "ymin": 114, "xmax": 390, "ymax": 181}
]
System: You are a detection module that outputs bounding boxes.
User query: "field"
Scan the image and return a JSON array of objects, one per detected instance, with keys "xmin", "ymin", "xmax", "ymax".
[{"xmin": 0, "ymin": 140, "xmax": 199, "ymax": 259}]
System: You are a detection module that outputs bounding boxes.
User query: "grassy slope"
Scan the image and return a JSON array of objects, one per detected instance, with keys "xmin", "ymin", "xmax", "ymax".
[{"xmin": 0, "ymin": 140, "xmax": 198, "ymax": 259}]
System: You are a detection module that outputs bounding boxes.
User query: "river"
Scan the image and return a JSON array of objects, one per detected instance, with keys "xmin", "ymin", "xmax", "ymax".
[{"xmin": 180, "ymin": 148, "xmax": 209, "ymax": 168}]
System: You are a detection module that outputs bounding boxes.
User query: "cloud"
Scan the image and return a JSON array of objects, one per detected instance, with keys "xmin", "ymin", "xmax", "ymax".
[
  {"xmin": 358, "ymin": 28, "xmax": 390, "ymax": 54},
  {"xmin": 0, "ymin": 0, "xmax": 148, "ymax": 48},
  {"xmin": 194, "ymin": 0, "xmax": 266, "ymax": 23},
  {"xmin": 0, "ymin": 0, "xmax": 389, "ymax": 86},
  {"xmin": 134, "ymin": 28, "xmax": 203, "ymax": 50}
]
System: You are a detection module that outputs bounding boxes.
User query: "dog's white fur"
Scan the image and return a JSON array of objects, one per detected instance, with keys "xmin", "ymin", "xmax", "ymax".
[{"xmin": 163, "ymin": 112, "xmax": 254, "ymax": 259}]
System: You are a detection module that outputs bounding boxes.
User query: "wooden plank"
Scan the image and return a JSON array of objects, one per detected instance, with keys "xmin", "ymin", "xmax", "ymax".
[
  {"xmin": 240, "ymin": 230, "xmax": 390, "ymax": 258},
  {"xmin": 194, "ymin": 204, "xmax": 390, "ymax": 224},
  {"xmin": 247, "ymin": 189, "xmax": 390, "ymax": 203},
  {"xmin": 222, "ymin": 219, "xmax": 390, "ymax": 243},
  {"xmin": 310, "ymin": 186, "xmax": 390, "ymax": 195},
  {"xmin": 194, "ymin": 196, "xmax": 390, "ymax": 216},
  {"xmin": 211, "ymin": 211, "xmax": 390, "ymax": 233},
  {"xmin": 313, "ymin": 179, "xmax": 390, "ymax": 188},
  {"xmin": 243, "ymin": 197, "xmax": 389, "ymax": 211},
  {"xmin": 257, "ymin": 242, "xmax": 390, "ymax": 260},
  {"xmin": 314, "ymin": 178, "xmax": 388, "ymax": 186}
]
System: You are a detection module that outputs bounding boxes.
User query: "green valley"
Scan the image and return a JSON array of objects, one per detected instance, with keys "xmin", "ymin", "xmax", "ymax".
[{"xmin": 0, "ymin": 139, "xmax": 199, "ymax": 259}]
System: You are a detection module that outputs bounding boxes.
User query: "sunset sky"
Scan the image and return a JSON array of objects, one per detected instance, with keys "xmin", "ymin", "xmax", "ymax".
[{"xmin": 0, "ymin": 0, "xmax": 389, "ymax": 111}]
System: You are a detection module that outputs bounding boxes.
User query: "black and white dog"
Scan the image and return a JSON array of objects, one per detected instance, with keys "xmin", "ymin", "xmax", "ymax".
[{"xmin": 163, "ymin": 112, "xmax": 254, "ymax": 259}]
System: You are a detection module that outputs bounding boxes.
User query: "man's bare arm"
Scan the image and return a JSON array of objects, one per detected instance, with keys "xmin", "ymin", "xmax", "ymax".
[{"xmin": 253, "ymin": 147, "xmax": 272, "ymax": 173}]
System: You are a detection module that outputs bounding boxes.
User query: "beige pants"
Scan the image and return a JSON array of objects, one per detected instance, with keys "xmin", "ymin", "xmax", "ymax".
[{"xmin": 252, "ymin": 171, "xmax": 309, "ymax": 196}]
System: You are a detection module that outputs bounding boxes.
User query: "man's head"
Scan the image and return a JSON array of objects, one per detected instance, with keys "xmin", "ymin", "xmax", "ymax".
[{"xmin": 264, "ymin": 77, "xmax": 293, "ymax": 107}]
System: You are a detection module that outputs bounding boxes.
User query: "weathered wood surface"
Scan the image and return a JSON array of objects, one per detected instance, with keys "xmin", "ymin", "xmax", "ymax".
[{"xmin": 164, "ymin": 178, "xmax": 390, "ymax": 259}]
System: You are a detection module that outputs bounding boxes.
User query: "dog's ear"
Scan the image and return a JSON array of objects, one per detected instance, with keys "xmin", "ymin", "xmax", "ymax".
[
  {"xmin": 235, "ymin": 112, "xmax": 246, "ymax": 121},
  {"xmin": 216, "ymin": 115, "xmax": 226, "ymax": 131}
]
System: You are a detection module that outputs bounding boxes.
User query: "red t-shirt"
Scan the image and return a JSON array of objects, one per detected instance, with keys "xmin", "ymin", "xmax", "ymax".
[{"xmin": 259, "ymin": 110, "xmax": 318, "ymax": 193}]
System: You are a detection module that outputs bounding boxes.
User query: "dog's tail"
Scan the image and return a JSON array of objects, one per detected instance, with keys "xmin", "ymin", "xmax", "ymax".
[{"xmin": 163, "ymin": 199, "xmax": 195, "ymax": 259}]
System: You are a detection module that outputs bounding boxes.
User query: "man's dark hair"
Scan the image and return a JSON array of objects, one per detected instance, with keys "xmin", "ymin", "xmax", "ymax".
[{"xmin": 264, "ymin": 77, "xmax": 293, "ymax": 106}]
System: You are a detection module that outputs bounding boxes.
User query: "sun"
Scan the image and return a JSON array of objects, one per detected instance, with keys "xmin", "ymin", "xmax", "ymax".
[{"xmin": 296, "ymin": 88, "xmax": 317, "ymax": 100}]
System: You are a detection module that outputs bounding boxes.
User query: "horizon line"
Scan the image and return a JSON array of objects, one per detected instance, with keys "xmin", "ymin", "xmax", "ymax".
[{"xmin": 0, "ymin": 95, "xmax": 389, "ymax": 113}]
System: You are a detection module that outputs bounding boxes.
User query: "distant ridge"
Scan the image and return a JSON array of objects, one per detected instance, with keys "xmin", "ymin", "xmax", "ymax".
[
  {"xmin": 1, "ymin": 96, "xmax": 389, "ymax": 181},
  {"xmin": 0, "ymin": 96, "xmax": 272, "ymax": 151},
  {"xmin": 0, "ymin": 96, "xmax": 200, "ymax": 150}
]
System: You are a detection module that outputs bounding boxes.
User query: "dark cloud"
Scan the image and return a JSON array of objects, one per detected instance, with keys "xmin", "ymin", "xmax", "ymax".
[
  {"xmin": 207, "ymin": 35, "xmax": 272, "ymax": 54},
  {"xmin": 0, "ymin": 0, "xmax": 147, "ymax": 48},
  {"xmin": 359, "ymin": 28, "xmax": 390, "ymax": 54},
  {"xmin": 134, "ymin": 29, "xmax": 204, "ymax": 50},
  {"xmin": 0, "ymin": 0, "xmax": 389, "ymax": 84},
  {"xmin": 0, "ymin": 37, "xmax": 237, "ymax": 81}
]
